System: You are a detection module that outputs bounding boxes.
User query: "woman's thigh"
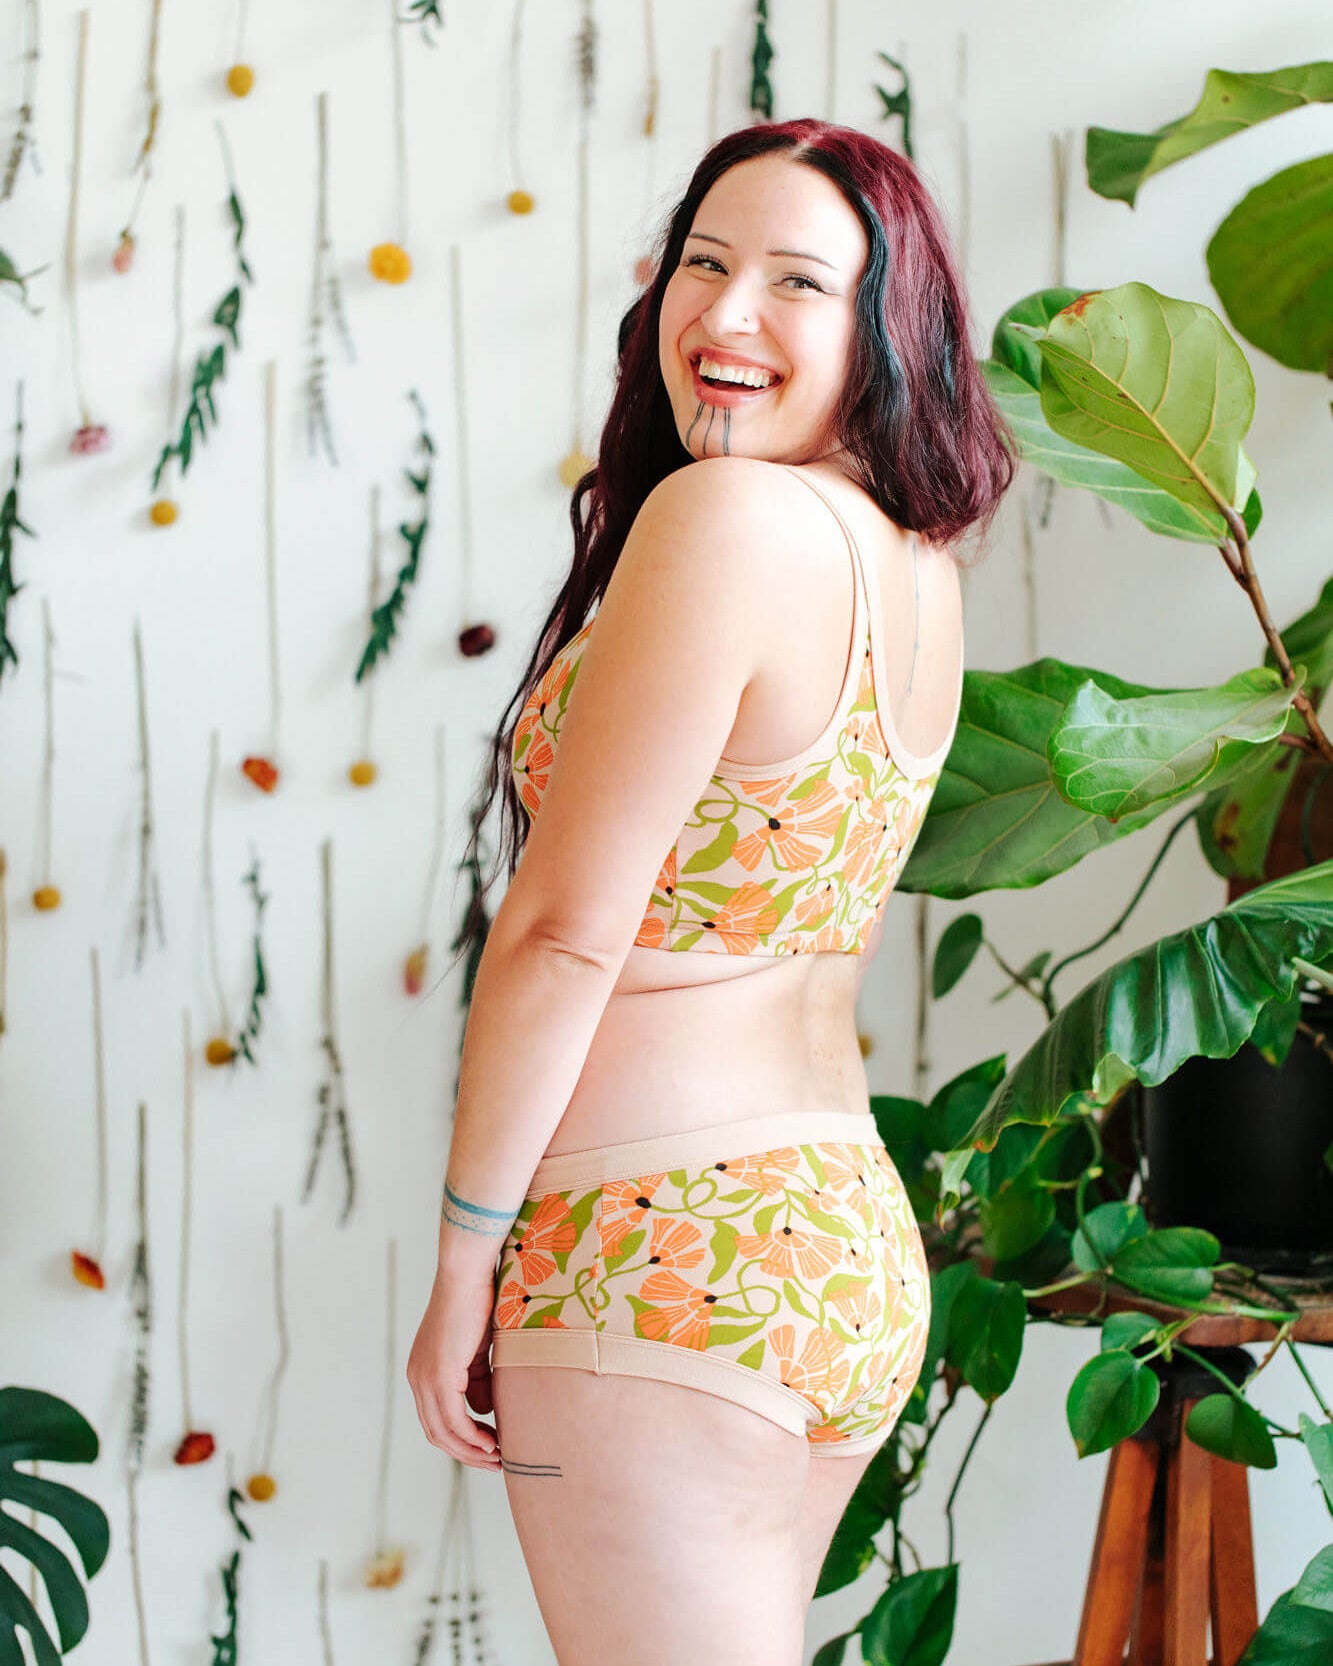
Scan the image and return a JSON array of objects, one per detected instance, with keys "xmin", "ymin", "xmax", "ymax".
[{"xmin": 492, "ymin": 1364, "xmax": 810, "ymax": 1666}]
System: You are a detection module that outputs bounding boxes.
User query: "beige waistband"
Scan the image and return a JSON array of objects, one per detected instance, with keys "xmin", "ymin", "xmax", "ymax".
[{"xmin": 525, "ymin": 1108, "xmax": 882, "ymax": 1196}]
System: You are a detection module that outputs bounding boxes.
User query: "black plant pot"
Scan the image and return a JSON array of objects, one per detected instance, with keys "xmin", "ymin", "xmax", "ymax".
[{"xmin": 1140, "ymin": 990, "xmax": 1333, "ymax": 1272}]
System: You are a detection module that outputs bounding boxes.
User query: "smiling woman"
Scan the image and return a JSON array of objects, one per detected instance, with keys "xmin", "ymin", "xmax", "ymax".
[{"xmin": 406, "ymin": 116, "xmax": 1017, "ymax": 1666}]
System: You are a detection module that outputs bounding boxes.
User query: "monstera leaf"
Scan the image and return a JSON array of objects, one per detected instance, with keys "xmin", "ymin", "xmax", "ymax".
[
  {"xmin": 0, "ymin": 1387, "xmax": 110, "ymax": 1664},
  {"xmin": 937, "ymin": 859, "xmax": 1333, "ymax": 1210},
  {"xmin": 985, "ymin": 288, "xmax": 1262, "ymax": 543},
  {"xmin": 1086, "ymin": 61, "xmax": 1333, "ymax": 207},
  {"xmin": 1208, "ymin": 152, "xmax": 1333, "ymax": 375}
]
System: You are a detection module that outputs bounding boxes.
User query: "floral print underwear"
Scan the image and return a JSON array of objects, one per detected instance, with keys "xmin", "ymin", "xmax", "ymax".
[{"xmin": 490, "ymin": 1109, "xmax": 932, "ymax": 1454}]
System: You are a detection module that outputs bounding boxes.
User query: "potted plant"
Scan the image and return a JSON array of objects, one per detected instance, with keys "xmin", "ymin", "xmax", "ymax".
[{"xmin": 811, "ymin": 60, "xmax": 1333, "ymax": 1666}]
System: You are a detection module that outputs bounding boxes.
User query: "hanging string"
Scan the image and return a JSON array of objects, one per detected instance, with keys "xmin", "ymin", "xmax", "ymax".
[
  {"xmin": 308, "ymin": 91, "xmax": 338, "ymax": 466},
  {"xmin": 1052, "ymin": 127, "xmax": 1072, "ymax": 291},
  {"xmin": 233, "ymin": 0, "xmax": 248, "ymax": 64},
  {"xmin": 358, "ymin": 485, "xmax": 382, "ymax": 764},
  {"xmin": 572, "ymin": 2, "xmax": 596, "ymax": 460},
  {"xmin": 202, "ymin": 731, "xmax": 233, "ymax": 1039},
  {"xmin": 253, "ymin": 1204, "xmax": 290, "ymax": 1480},
  {"xmin": 126, "ymin": 1102, "xmax": 156, "ymax": 1666},
  {"xmin": 64, "ymin": 10, "xmax": 91, "ymax": 428},
  {"xmin": 371, "ymin": 1237, "xmax": 398, "ymax": 1557},
  {"xmin": 178, "ymin": 1008, "xmax": 195, "ymax": 1433},
  {"xmin": 389, "ymin": 0, "xmax": 409, "ymax": 247},
  {"xmin": 317, "ymin": 1558, "xmax": 336, "ymax": 1665},
  {"xmin": 167, "ymin": 204, "xmax": 185, "ymax": 434},
  {"xmin": 956, "ymin": 32, "xmax": 970, "ymax": 272},
  {"xmin": 263, "ymin": 360, "xmax": 281, "ymax": 756},
  {"xmin": 120, "ymin": 0, "xmax": 164, "ymax": 251},
  {"xmin": 304, "ymin": 840, "xmax": 357, "ymax": 1223},
  {"xmin": 706, "ymin": 44, "xmax": 720, "ymax": 149},
  {"xmin": 418, "ymin": 724, "xmax": 447, "ymax": 947},
  {"xmin": 35, "ymin": 595, "xmax": 53, "ymax": 887},
  {"xmin": 505, "ymin": 0, "xmax": 530, "ymax": 201},
  {"xmin": 448, "ymin": 243, "xmax": 473, "ymax": 621},
  {"xmin": 824, "ymin": 0, "xmax": 837, "ymax": 120},
  {"xmin": 0, "ymin": 849, "xmax": 6, "ymax": 1039},
  {"xmin": 89, "ymin": 945, "xmax": 108, "ymax": 1268}
]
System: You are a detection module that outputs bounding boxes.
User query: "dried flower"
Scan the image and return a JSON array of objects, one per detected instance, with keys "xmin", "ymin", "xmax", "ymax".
[
  {"xmin": 32, "ymin": 885, "xmax": 61, "ymax": 911},
  {"xmin": 204, "ymin": 1036, "xmax": 237, "ymax": 1067},
  {"xmin": 71, "ymin": 1250, "xmax": 105, "ymax": 1289},
  {"xmin": 112, "ymin": 231, "xmax": 136, "ymax": 274},
  {"xmin": 174, "ymin": 1430, "xmax": 216, "ymax": 1465},
  {"xmin": 403, "ymin": 945, "xmax": 427, "ymax": 996},
  {"xmin": 558, "ymin": 449, "xmax": 594, "ymax": 488},
  {"xmin": 507, "ymin": 189, "xmax": 535, "ymax": 215},
  {"xmin": 246, "ymin": 1472, "xmax": 277, "ymax": 1502},
  {"xmin": 363, "ymin": 1546, "xmax": 407, "ymax": 1589},
  {"xmin": 227, "ymin": 64, "xmax": 255, "ymax": 97},
  {"xmin": 368, "ymin": 242, "xmax": 412, "ymax": 284},
  {"xmin": 241, "ymin": 756, "xmax": 279, "ymax": 793},
  {"xmin": 349, "ymin": 759, "xmax": 377, "ymax": 788},
  {"xmin": 69, "ymin": 425, "xmax": 110, "ymax": 456},
  {"xmin": 149, "ymin": 498, "xmax": 178, "ymax": 527},
  {"xmin": 457, "ymin": 622, "xmax": 495, "ymax": 658}
]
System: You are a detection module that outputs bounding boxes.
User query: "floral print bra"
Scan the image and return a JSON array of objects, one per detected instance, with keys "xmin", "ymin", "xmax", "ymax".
[{"xmin": 511, "ymin": 465, "xmax": 964, "ymax": 956}]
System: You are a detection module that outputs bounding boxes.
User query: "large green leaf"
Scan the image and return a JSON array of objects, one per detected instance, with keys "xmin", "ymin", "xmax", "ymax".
[
  {"xmin": 1033, "ymin": 284, "xmax": 1255, "ymax": 520},
  {"xmin": 1086, "ymin": 62, "xmax": 1333, "ymax": 207},
  {"xmin": 899, "ymin": 660, "xmax": 1178, "ymax": 899},
  {"xmin": 937, "ymin": 861, "xmax": 1333, "ymax": 1204},
  {"xmin": 986, "ymin": 290, "xmax": 1262, "ymax": 543},
  {"xmin": 1049, "ymin": 667, "xmax": 1304, "ymax": 820},
  {"xmin": 1066, "ymin": 1350, "xmax": 1161, "ymax": 1456},
  {"xmin": 1208, "ymin": 153, "xmax": 1333, "ymax": 374},
  {"xmin": 0, "ymin": 1387, "xmax": 110, "ymax": 1663},
  {"xmin": 860, "ymin": 1564, "xmax": 958, "ymax": 1666},
  {"xmin": 1238, "ymin": 1585, "xmax": 1333, "ymax": 1663}
]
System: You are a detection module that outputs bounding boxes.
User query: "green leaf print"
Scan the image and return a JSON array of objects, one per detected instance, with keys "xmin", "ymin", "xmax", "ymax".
[
  {"xmin": 823, "ymin": 1271, "xmax": 876, "ymax": 1303},
  {"xmin": 718, "ymin": 1188, "xmax": 760, "ymax": 1203},
  {"xmin": 736, "ymin": 1339, "xmax": 767, "ymax": 1370},
  {"xmin": 681, "ymin": 820, "xmax": 740, "ymax": 874},
  {"xmin": 701, "ymin": 1321, "xmax": 768, "ymax": 1347},
  {"xmin": 666, "ymin": 1168, "xmax": 690, "ymax": 1188},
  {"xmin": 754, "ymin": 1202, "xmax": 782, "ymax": 1234},
  {"xmin": 803, "ymin": 1206, "xmax": 861, "ymax": 1242},
  {"xmin": 709, "ymin": 1221, "xmax": 740, "ymax": 1282},
  {"xmin": 602, "ymin": 1228, "xmax": 645, "ymax": 1273},
  {"xmin": 524, "ymin": 1304, "xmax": 567, "ymax": 1327},
  {"xmin": 782, "ymin": 1279, "xmax": 818, "ymax": 1322},
  {"xmin": 568, "ymin": 1190, "xmax": 599, "ymax": 1237}
]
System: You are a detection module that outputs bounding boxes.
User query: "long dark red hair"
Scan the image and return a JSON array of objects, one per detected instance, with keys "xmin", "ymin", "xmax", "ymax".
[{"xmin": 448, "ymin": 118, "xmax": 1016, "ymax": 979}]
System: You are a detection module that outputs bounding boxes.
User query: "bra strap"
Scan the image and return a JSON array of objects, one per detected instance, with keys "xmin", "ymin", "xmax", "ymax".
[{"xmin": 776, "ymin": 465, "xmax": 872, "ymax": 636}]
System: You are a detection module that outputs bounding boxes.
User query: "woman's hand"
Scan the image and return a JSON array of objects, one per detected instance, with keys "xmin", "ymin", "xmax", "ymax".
[{"xmin": 406, "ymin": 1269, "xmax": 502, "ymax": 1472}]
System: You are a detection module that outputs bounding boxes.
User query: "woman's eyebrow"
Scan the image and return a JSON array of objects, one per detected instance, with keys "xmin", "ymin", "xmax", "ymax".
[{"xmin": 684, "ymin": 231, "xmax": 838, "ymax": 271}]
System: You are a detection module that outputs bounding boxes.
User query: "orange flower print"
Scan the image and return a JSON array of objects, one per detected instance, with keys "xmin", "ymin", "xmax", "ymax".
[
  {"xmin": 842, "ymin": 809, "xmax": 883, "ymax": 890},
  {"xmin": 643, "ymin": 1214, "xmax": 707, "ymax": 1270},
  {"xmin": 600, "ymin": 1174, "xmax": 668, "ymax": 1256},
  {"xmin": 714, "ymin": 1145, "xmax": 803, "ymax": 1196},
  {"xmin": 731, "ymin": 778, "xmax": 847, "ymax": 873},
  {"xmin": 493, "ymin": 1277, "xmax": 538, "ymax": 1328},
  {"xmin": 514, "ymin": 729, "xmax": 555, "ymax": 819},
  {"xmin": 635, "ymin": 1270, "xmax": 716, "ymax": 1350},
  {"xmin": 819, "ymin": 1143, "xmax": 874, "ymax": 1199},
  {"xmin": 511, "ymin": 1193, "xmax": 578, "ymax": 1286},
  {"xmin": 694, "ymin": 882, "xmax": 780, "ymax": 952},
  {"xmin": 827, "ymin": 1280, "xmax": 884, "ymax": 1341},
  {"xmin": 793, "ymin": 880, "xmax": 837, "ymax": 932},
  {"xmin": 732, "ymin": 1220, "xmax": 847, "ymax": 1281},
  {"xmin": 770, "ymin": 1323, "xmax": 851, "ymax": 1414}
]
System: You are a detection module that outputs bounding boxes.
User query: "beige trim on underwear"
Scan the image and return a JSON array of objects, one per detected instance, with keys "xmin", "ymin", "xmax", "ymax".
[{"xmin": 523, "ymin": 1108, "xmax": 882, "ymax": 1197}]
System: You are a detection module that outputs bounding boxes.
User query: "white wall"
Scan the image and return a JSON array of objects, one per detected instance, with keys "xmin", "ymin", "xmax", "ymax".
[{"xmin": 3, "ymin": 2, "xmax": 1331, "ymax": 1663}]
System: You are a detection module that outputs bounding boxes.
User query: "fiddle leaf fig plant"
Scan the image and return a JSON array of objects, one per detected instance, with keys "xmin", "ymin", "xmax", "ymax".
[
  {"xmin": 812, "ymin": 60, "xmax": 1333, "ymax": 1666},
  {"xmin": 0, "ymin": 1386, "xmax": 110, "ymax": 1662}
]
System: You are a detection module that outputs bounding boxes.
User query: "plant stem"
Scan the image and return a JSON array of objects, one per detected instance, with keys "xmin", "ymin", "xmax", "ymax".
[{"xmin": 1286, "ymin": 1337, "xmax": 1333, "ymax": 1421}]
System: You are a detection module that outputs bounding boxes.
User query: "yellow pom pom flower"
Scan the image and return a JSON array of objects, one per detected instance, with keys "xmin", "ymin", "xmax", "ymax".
[
  {"xmin": 227, "ymin": 64, "xmax": 255, "ymax": 97},
  {"xmin": 369, "ymin": 242, "xmax": 412, "ymax": 284},
  {"xmin": 507, "ymin": 189, "xmax": 535, "ymax": 215},
  {"xmin": 150, "ymin": 499, "xmax": 178, "ymax": 527}
]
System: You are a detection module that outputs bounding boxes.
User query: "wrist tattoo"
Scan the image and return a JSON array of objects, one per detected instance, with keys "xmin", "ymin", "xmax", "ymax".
[{"xmin": 441, "ymin": 1180, "xmax": 519, "ymax": 1240}]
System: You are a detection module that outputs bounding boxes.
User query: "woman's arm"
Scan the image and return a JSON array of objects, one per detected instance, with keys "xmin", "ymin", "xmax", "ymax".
[{"xmin": 433, "ymin": 458, "xmax": 795, "ymax": 1283}]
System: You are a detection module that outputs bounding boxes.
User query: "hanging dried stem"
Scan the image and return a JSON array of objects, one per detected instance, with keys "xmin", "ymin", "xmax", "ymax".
[
  {"xmin": 128, "ymin": 1101, "xmax": 152, "ymax": 1472},
  {"xmin": 417, "ymin": 724, "xmax": 447, "ymax": 944},
  {"xmin": 359, "ymin": 486, "xmax": 382, "ymax": 760},
  {"xmin": 0, "ymin": 851, "xmax": 8, "ymax": 1039},
  {"xmin": 506, "ymin": 0, "xmax": 529, "ymax": 192},
  {"xmin": 576, "ymin": 0, "xmax": 596, "ymax": 115},
  {"xmin": 402, "ymin": 0, "xmax": 443, "ymax": 44},
  {"xmin": 130, "ymin": 619, "xmax": 166, "ymax": 970},
  {"xmin": 118, "ymin": 0, "xmax": 164, "ymax": 250},
  {"xmin": 209, "ymin": 1476, "xmax": 251, "ymax": 1665},
  {"xmin": 355, "ymin": 391, "xmax": 433, "ymax": 681},
  {"xmin": 262, "ymin": 361, "xmax": 281, "ymax": 754},
  {"xmin": 388, "ymin": 0, "xmax": 409, "ymax": 244},
  {"xmin": 89, "ymin": 946, "xmax": 108, "ymax": 1263},
  {"xmin": 302, "ymin": 842, "xmax": 357, "ymax": 1223},
  {"xmin": 873, "ymin": 48, "xmax": 913, "ymax": 158},
  {"xmin": 127, "ymin": 1466, "xmax": 152, "ymax": 1666},
  {"xmin": 178, "ymin": 1010, "xmax": 197, "ymax": 1437},
  {"xmin": 233, "ymin": 852, "xmax": 269, "ymax": 1065},
  {"xmin": 749, "ymin": 0, "xmax": 774, "ymax": 123},
  {"xmin": 201, "ymin": 732, "xmax": 233, "ymax": 1038},
  {"xmin": 824, "ymin": 0, "xmax": 836, "ymax": 119},
  {"xmin": 253, "ymin": 1205, "xmax": 290, "ymax": 1476},
  {"xmin": 955, "ymin": 32, "xmax": 970, "ymax": 268},
  {"xmin": 150, "ymin": 124, "xmax": 253, "ymax": 492},
  {"xmin": 411, "ymin": 1462, "xmax": 464, "ymax": 1666},
  {"xmin": 306, "ymin": 92, "xmax": 339, "ymax": 466},
  {"xmin": 0, "ymin": 380, "xmax": 34, "ymax": 689},
  {"xmin": 316, "ymin": 1559, "xmax": 336, "ymax": 1665},
  {"xmin": 372, "ymin": 1238, "xmax": 397, "ymax": 1557},
  {"xmin": 1, "ymin": 0, "xmax": 42, "ymax": 203},
  {"xmin": 64, "ymin": 10, "xmax": 94, "ymax": 428}
]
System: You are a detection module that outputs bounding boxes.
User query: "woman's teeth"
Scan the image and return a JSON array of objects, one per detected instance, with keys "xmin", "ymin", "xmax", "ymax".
[{"xmin": 696, "ymin": 356, "xmax": 778, "ymax": 389}]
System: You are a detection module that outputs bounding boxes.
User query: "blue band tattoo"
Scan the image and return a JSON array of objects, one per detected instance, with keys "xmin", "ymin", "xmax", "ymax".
[{"xmin": 441, "ymin": 1181, "xmax": 520, "ymax": 1239}]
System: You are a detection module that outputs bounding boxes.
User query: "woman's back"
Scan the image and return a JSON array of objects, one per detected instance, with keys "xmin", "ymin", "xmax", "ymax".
[{"xmin": 540, "ymin": 457, "xmax": 964, "ymax": 1155}]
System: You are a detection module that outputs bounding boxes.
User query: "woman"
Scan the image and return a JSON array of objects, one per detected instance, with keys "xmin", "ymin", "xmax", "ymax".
[{"xmin": 408, "ymin": 118, "xmax": 1015, "ymax": 1663}]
